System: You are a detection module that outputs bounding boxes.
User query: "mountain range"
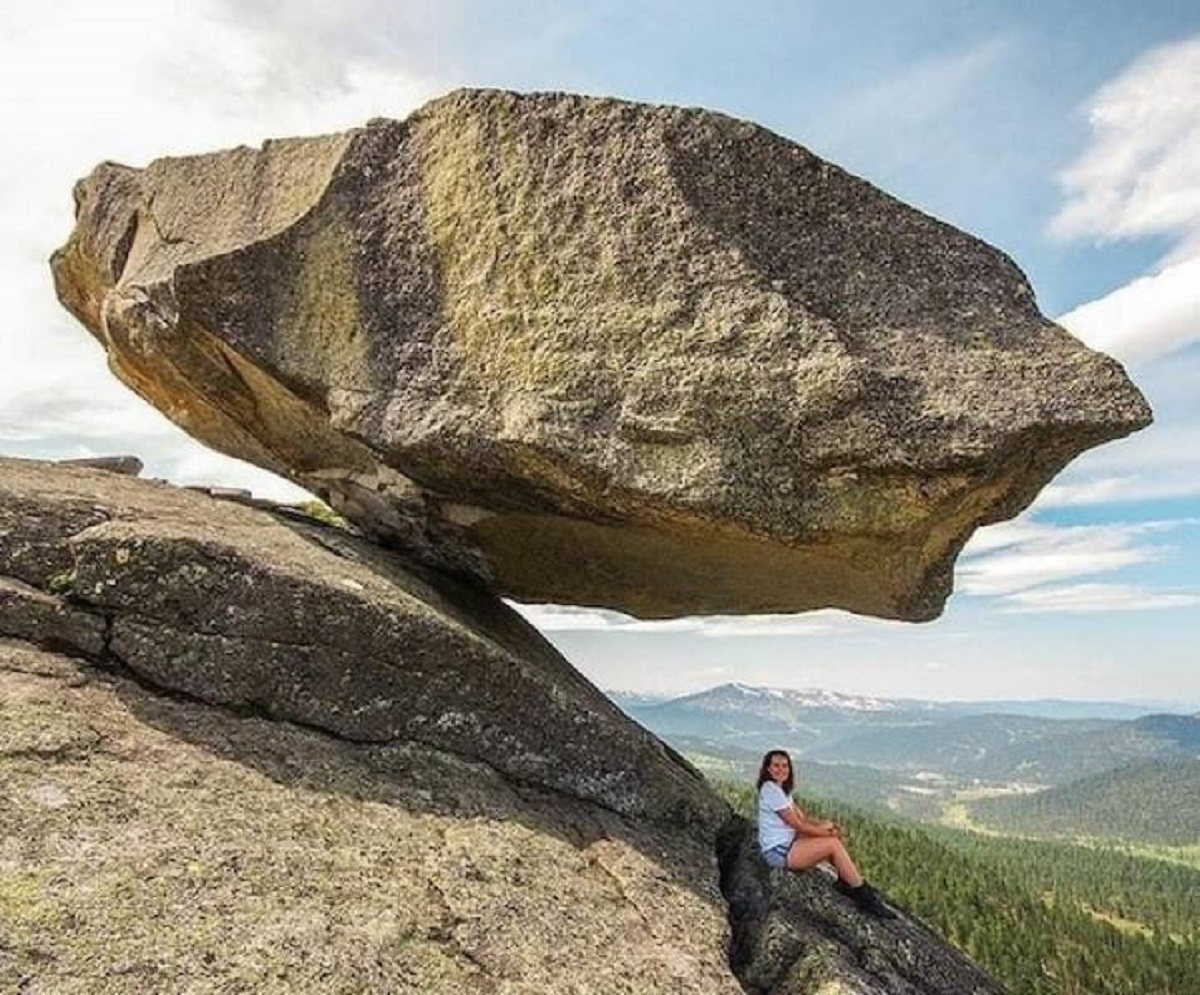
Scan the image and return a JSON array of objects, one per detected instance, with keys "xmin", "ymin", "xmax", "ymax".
[
  {"xmin": 612, "ymin": 683, "xmax": 1200, "ymax": 817},
  {"xmin": 609, "ymin": 683, "xmax": 1195, "ymax": 724}
]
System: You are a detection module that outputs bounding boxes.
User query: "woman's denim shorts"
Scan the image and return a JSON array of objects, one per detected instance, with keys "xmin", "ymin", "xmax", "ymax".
[{"xmin": 762, "ymin": 843, "xmax": 790, "ymax": 869}]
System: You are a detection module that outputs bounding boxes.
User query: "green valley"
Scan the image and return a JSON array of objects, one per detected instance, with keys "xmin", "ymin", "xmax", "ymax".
[
  {"xmin": 628, "ymin": 683, "xmax": 1200, "ymax": 992},
  {"xmin": 970, "ymin": 757, "xmax": 1200, "ymax": 846}
]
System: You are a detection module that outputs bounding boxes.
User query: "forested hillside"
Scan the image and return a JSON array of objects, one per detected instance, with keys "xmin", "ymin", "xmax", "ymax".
[
  {"xmin": 971, "ymin": 758, "xmax": 1200, "ymax": 845},
  {"xmin": 716, "ymin": 779, "xmax": 1200, "ymax": 995},
  {"xmin": 802, "ymin": 712, "xmax": 1199, "ymax": 783}
]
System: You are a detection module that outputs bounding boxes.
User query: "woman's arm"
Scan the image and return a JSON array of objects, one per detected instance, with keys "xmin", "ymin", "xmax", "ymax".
[{"xmin": 776, "ymin": 803, "xmax": 842, "ymax": 838}]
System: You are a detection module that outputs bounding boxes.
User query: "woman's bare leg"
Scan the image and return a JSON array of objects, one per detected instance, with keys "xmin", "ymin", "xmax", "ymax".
[{"xmin": 785, "ymin": 837, "xmax": 864, "ymax": 887}]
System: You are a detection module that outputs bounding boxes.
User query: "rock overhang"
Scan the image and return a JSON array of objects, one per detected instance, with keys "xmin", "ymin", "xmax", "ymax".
[{"xmin": 51, "ymin": 88, "xmax": 1152, "ymax": 622}]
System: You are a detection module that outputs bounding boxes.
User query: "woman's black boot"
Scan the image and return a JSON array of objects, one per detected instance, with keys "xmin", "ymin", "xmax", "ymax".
[{"xmin": 836, "ymin": 880, "xmax": 898, "ymax": 920}]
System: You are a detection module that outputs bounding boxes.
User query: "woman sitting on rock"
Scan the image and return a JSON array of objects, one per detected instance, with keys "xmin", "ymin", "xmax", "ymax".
[{"xmin": 757, "ymin": 749, "xmax": 895, "ymax": 919}]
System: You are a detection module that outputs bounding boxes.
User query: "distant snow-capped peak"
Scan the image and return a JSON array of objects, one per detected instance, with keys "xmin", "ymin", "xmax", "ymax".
[{"xmin": 719, "ymin": 683, "xmax": 897, "ymax": 712}]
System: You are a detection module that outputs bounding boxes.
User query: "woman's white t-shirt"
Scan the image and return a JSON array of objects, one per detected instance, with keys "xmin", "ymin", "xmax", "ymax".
[{"xmin": 758, "ymin": 781, "xmax": 796, "ymax": 852}]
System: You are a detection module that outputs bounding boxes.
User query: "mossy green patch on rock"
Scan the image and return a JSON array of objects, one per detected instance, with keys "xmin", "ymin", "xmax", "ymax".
[
  {"xmin": 0, "ymin": 868, "xmax": 63, "ymax": 934},
  {"xmin": 46, "ymin": 570, "xmax": 75, "ymax": 594}
]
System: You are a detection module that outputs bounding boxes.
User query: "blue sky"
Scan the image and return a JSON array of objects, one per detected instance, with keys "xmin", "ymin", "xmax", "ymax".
[{"xmin": 1, "ymin": 1, "xmax": 1197, "ymax": 703}]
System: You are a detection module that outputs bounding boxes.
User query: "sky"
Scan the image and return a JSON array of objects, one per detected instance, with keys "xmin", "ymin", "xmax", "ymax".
[{"xmin": 1, "ymin": 1, "xmax": 1197, "ymax": 705}]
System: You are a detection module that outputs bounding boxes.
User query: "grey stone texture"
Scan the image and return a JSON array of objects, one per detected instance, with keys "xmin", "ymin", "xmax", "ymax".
[
  {"xmin": 719, "ymin": 818, "xmax": 1005, "ymax": 994},
  {"xmin": 0, "ymin": 457, "xmax": 719, "ymax": 829},
  {"xmin": 51, "ymin": 89, "xmax": 1150, "ymax": 621},
  {"xmin": 0, "ymin": 459, "xmax": 1011, "ymax": 992}
]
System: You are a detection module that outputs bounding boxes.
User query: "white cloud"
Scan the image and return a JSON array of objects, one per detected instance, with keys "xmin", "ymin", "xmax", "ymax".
[
  {"xmin": 1058, "ymin": 256, "xmax": 1200, "ymax": 365},
  {"xmin": 958, "ymin": 519, "xmax": 1193, "ymax": 597},
  {"xmin": 511, "ymin": 605, "xmax": 650, "ymax": 632},
  {"xmin": 957, "ymin": 515, "xmax": 1199, "ymax": 622},
  {"xmin": 0, "ymin": 0, "xmax": 444, "ymax": 495},
  {"xmin": 1000, "ymin": 583, "xmax": 1200, "ymax": 614},
  {"xmin": 1045, "ymin": 38, "xmax": 1200, "ymax": 513},
  {"xmin": 960, "ymin": 518, "xmax": 1047, "ymax": 557},
  {"xmin": 0, "ymin": 378, "xmax": 312, "ymax": 503},
  {"xmin": 166, "ymin": 450, "xmax": 312, "ymax": 503},
  {"xmin": 1037, "ymin": 475, "xmax": 1181, "ymax": 508},
  {"xmin": 510, "ymin": 603, "xmax": 855, "ymax": 637},
  {"xmin": 1051, "ymin": 35, "xmax": 1200, "ymax": 253},
  {"xmin": 1049, "ymin": 36, "xmax": 1200, "ymax": 368},
  {"xmin": 1035, "ymin": 427, "xmax": 1200, "ymax": 508},
  {"xmin": 693, "ymin": 614, "xmax": 849, "ymax": 638}
]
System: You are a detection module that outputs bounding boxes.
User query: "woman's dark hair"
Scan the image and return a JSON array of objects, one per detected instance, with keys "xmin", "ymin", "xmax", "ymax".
[{"xmin": 756, "ymin": 750, "xmax": 794, "ymax": 794}]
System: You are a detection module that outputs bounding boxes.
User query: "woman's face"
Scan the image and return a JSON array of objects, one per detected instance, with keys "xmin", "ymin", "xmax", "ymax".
[{"xmin": 767, "ymin": 754, "xmax": 790, "ymax": 785}]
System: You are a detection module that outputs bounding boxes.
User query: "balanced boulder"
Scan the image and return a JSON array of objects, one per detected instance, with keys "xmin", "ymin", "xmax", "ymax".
[{"xmin": 51, "ymin": 89, "xmax": 1151, "ymax": 620}]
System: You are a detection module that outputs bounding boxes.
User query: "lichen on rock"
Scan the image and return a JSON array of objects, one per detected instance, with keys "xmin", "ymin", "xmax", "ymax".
[{"xmin": 0, "ymin": 639, "xmax": 739, "ymax": 994}]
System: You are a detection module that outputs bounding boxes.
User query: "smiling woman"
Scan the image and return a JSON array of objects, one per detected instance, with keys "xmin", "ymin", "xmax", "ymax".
[{"xmin": 755, "ymin": 749, "xmax": 896, "ymax": 918}]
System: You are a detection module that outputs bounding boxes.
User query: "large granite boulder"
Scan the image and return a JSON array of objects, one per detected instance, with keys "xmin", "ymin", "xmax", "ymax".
[{"xmin": 51, "ymin": 89, "xmax": 1151, "ymax": 621}]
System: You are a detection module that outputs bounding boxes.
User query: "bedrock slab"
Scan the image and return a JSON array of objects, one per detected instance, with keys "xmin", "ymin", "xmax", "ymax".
[
  {"xmin": 0, "ymin": 459, "xmax": 1005, "ymax": 992},
  {"xmin": 0, "ymin": 457, "xmax": 721, "ymax": 829}
]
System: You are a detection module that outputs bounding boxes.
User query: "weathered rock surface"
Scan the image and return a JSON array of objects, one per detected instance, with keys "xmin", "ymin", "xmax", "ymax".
[
  {"xmin": 0, "ymin": 457, "xmax": 720, "ymax": 829},
  {"xmin": 51, "ymin": 88, "xmax": 1151, "ymax": 621},
  {"xmin": 1, "ymin": 459, "xmax": 1008, "ymax": 991},
  {"xmin": 57, "ymin": 454, "xmax": 143, "ymax": 476},
  {"xmin": 0, "ymin": 641, "xmax": 739, "ymax": 994},
  {"xmin": 720, "ymin": 821, "xmax": 1005, "ymax": 995}
]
